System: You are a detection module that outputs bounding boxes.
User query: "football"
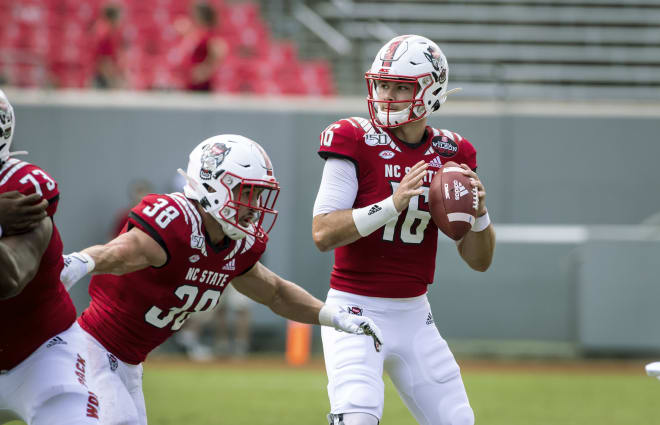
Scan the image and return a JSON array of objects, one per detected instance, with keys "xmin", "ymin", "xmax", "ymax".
[{"xmin": 429, "ymin": 161, "xmax": 478, "ymax": 240}]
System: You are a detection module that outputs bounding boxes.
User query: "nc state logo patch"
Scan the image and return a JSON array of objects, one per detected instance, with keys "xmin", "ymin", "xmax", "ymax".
[{"xmin": 347, "ymin": 306, "xmax": 363, "ymax": 316}]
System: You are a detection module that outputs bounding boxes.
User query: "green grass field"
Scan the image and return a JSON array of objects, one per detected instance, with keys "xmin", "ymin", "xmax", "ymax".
[
  {"xmin": 6, "ymin": 357, "xmax": 659, "ymax": 424},
  {"xmin": 140, "ymin": 357, "xmax": 660, "ymax": 425}
]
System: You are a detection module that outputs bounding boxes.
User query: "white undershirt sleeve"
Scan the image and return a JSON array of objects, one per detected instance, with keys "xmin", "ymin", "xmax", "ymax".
[{"xmin": 313, "ymin": 157, "xmax": 358, "ymax": 217}]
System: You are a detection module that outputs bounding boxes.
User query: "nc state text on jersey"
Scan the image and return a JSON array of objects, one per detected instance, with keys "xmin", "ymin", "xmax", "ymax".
[
  {"xmin": 385, "ymin": 164, "xmax": 436, "ymax": 184},
  {"xmin": 185, "ymin": 267, "xmax": 230, "ymax": 287}
]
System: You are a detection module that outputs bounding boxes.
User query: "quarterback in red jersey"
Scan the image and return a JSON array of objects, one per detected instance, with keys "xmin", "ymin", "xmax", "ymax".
[
  {"xmin": 312, "ymin": 35, "xmax": 496, "ymax": 425},
  {"xmin": 0, "ymin": 90, "xmax": 101, "ymax": 424},
  {"xmin": 61, "ymin": 134, "xmax": 383, "ymax": 425}
]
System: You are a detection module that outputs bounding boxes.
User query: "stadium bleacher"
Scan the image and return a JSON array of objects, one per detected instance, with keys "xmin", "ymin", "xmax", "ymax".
[
  {"xmin": 0, "ymin": 0, "xmax": 336, "ymax": 95},
  {"xmin": 270, "ymin": 0, "xmax": 660, "ymax": 100}
]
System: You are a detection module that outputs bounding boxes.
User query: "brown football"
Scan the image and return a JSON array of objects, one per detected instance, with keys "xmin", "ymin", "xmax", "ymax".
[{"xmin": 429, "ymin": 161, "xmax": 478, "ymax": 240}]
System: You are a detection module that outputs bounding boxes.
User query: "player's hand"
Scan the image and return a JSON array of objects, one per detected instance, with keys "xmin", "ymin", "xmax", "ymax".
[
  {"xmin": 61, "ymin": 252, "xmax": 96, "ymax": 291},
  {"xmin": 392, "ymin": 160, "xmax": 428, "ymax": 212},
  {"xmin": 0, "ymin": 191, "xmax": 48, "ymax": 236},
  {"xmin": 459, "ymin": 164, "xmax": 487, "ymax": 216},
  {"xmin": 320, "ymin": 305, "xmax": 384, "ymax": 352}
]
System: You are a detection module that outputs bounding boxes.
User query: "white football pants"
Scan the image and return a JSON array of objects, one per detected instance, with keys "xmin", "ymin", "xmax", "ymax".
[
  {"xmin": 0, "ymin": 322, "xmax": 100, "ymax": 425},
  {"xmin": 322, "ymin": 289, "xmax": 474, "ymax": 425},
  {"xmin": 82, "ymin": 330, "xmax": 146, "ymax": 425}
]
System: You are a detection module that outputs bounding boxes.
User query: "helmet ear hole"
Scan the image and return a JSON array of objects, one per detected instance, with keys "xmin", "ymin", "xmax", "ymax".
[{"xmin": 203, "ymin": 183, "xmax": 217, "ymax": 193}]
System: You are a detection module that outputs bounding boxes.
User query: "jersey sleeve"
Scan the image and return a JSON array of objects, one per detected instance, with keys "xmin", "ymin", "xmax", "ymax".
[
  {"xmin": 127, "ymin": 194, "xmax": 186, "ymax": 267},
  {"xmin": 234, "ymin": 233, "xmax": 268, "ymax": 276},
  {"xmin": 318, "ymin": 118, "xmax": 361, "ymax": 166},
  {"xmin": 3, "ymin": 163, "xmax": 60, "ymax": 217},
  {"xmin": 457, "ymin": 137, "xmax": 478, "ymax": 171}
]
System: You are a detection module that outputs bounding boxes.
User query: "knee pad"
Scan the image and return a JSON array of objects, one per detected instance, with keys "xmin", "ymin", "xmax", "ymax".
[
  {"xmin": 448, "ymin": 403, "xmax": 474, "ymax": 425},
  {"xmin": 327, "ymin": 412, "xmax": 379, "ymax": 425}
]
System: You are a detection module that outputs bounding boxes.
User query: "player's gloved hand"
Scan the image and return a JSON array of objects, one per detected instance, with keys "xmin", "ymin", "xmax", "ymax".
[
  {"xmin": 319, "ymin": 305, "xmax": 383, "ymax": 352},
  {"xmin": 60, "ymin": 252, "xmax": 95, "ymax": 291}
]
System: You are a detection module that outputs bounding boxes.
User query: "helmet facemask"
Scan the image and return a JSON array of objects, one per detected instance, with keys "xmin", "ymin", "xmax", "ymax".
[
  {"xmin": 178, "ymin": 135, "xmax": 280, "ymax": 241},
  {"xmin": 365, "ymin": 74, "xmax": 433, "ymax": 128},
  {"xmin": 211, "ymin": 174, "xmax": 279, "ymax": 240}
]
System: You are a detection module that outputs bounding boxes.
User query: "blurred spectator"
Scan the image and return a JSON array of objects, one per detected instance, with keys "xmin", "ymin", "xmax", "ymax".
[
  {"xmin": 110, "ymin": 179, "xmax": 154, "ymax": 238},
  {"xmin": 175, "ymin": 2, "xmax": 227, "ymax": 92},
  {"xmin": 176, "ymin": 283, "xmax": 254, "ymax": 361},
  {"xmin": 91, "ymin": 4, "xmax": 125, "ymax": 89}
]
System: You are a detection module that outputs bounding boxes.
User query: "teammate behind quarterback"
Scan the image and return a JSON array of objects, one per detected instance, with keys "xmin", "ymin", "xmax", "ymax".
[
  {"xmin": 313, "ymin": 35, "xmax": 496, "ymax": 425},
  {"xmin": 60, "ymin": 134, "xmax": 383, "ymax": 425}
]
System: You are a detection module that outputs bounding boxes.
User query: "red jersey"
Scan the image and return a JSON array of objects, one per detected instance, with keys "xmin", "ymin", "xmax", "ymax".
[
  {"xmin": 0, "ymin": 158, "xmax": 75, "ymax": 371},
  {"xmin": 318, "ymin": 117, "xmax": 477, "ymax": 298},
  {"xmin": 78, "ymin": 193, "xmax": 266, "ymax": 364}
]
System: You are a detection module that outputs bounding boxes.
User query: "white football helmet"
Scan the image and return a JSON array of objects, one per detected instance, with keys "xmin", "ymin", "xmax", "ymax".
[
  {"xmin": 0, "ymin": 89, "xmax": 16, "ymax": 165},
  {"xmin": 178, "ymin": 134, "xmax": 279, "ymax": 240},
  {"xmin": 365, "ymin": 35, "xmax": 457, "ymax": 128}
]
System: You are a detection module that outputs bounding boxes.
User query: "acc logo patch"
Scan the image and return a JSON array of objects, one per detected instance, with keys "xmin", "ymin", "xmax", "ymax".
[
  {"xmin": 189, "ymin": 254, "xmax": 200, "ymax": 263},
  {"xmin": 379, "ymin": 150, "xmax": 395, "ymax": 160},
  {"xmin": 431, "ymin": 136, "xmax": 458, "ymax": 158},
  {"xmin": 347, "ymin": 306, "xmax": 363, "ymax": 316}
]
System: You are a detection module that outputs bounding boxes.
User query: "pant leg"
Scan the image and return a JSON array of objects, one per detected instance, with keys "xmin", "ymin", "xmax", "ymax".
[
  {"xmin": 83, "ymin": 331, "xmax": 142, "ymax": 425},
  {"xmin": 4, "ymin": 323, "xmax": 101, "ymax": 425},
  {"xmin": 385, "ymin": 309, "xmax": 473, "ymax": 425}
]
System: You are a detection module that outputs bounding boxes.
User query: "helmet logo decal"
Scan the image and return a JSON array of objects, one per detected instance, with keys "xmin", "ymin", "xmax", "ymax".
[
  {"xmin": 424, "ymin": 46, "xmax": 443, "ymax": 72},
  {"xmin": 380, "ymin": 35, "xmax": 411, "ymax": 68},
  {"xmin": 199, "ymin": 142, "xmax": 231, "ymax": 180}
]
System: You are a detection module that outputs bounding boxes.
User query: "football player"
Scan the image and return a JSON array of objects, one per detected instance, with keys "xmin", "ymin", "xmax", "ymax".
[
  {"xmin": 312, "ymin": 35, "xmax": 496, "ymax": 425},
  {"xmin": 0, "ymin": 90, "xmax": 101, "ymax": 424},
  {"xmin": 61, "ymin": 134, "xmax": 383, "ymax": 425}
]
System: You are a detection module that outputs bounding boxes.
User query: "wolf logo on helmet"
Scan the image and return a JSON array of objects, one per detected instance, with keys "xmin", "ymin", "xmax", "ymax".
[
  {"xmin": 199, "ymin": 142, "xmax": 231, "ymax": 180},
  {"xmin": 0, "ymin": 90, "xmax": 17, "ymax": 164}
]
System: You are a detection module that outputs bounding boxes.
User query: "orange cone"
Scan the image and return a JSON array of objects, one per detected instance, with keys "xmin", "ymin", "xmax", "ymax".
[{"xmin": 285, "ymin": 320, "xmax": 312, "ymax": 366}]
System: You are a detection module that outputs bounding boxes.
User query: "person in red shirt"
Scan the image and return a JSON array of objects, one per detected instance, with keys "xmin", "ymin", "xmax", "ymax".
[
  {"xmin": 91, "ymin": 4, "xmax": 124, "ymax": 89},
  {"xmin": 312, "ymin": 35, "xmax": 496, "ymax": 425},
  {"xmin": 0, "ymin": 90, "xmax": 101, "ymax": 424},
  {"xmin": 179, "ymin": 2, "xmax": 227, "ymax": 91},
  {"xmin": 61, "ymin": 134, "xmax": 382, "ymax": 424}
]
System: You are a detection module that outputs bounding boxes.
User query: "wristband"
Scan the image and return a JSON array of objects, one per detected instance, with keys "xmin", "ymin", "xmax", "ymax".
[
  {"xmin": 471, "ymin": 212, "xmax": 491, "ymax": 232},
  {"xmin": 352, "ymin": 196, "xmax": 400, "ymax": 237},
  {"xmin": 0, "ymin": 224, "xmax": 3, "ymax": 238},
  {"xmin": 318, "ymin": 304, "xmax": 335, "ymax": 327}
]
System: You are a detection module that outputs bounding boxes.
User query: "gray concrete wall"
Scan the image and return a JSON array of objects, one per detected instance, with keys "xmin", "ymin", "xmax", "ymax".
[{"xmin": 8, "ymin": 92, "xmax": 660, "ymax": 354}]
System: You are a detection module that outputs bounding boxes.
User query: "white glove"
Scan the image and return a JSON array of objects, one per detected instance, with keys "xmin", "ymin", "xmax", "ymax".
[
  {"xmin": 319, "ymin": 305, "xmax": 383, "ymax": 352},
  {"xmin": 61, "ymin": 252, "xmax": 95, "ymax": 291}
]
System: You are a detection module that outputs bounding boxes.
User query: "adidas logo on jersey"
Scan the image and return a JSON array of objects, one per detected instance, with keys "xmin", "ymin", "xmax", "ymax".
[
  {"xmin": 46, "ymin": 336, "xmax": 67, "ymax": 348},
  {"xmin": 454, "ymin": 180, "xmax": 469, "ymax": 200},
  {"xmin": 428, "ymin": 156, "xmax": 444, "ymax": 168},
  {"xmin": 426, "ymin": 312, "xmax": 434, "ymax": 325},
  {"xmin": 368, "ymin": 205, "xmax": 382, "ymax": 215},
  {"xmin": 223, "ymin": 258, "xmax": 236, "ymax": 271}
]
